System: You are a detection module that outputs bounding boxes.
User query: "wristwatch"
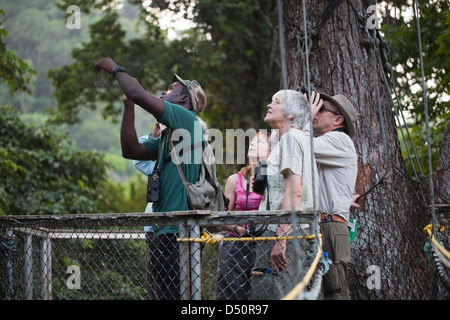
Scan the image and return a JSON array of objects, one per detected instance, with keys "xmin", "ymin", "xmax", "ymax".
[{"xmin": 111, "ymin": 66, "xmax": 126, "ymax": 78}]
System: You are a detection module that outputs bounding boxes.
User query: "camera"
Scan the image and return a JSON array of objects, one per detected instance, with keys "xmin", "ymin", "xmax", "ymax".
[
  {"xmin": 253, "ymin": 160, "xmax": 268, "ymax": 195},
  {"xmin": 297, "ymin": 85, "xmax": 310, "ymax": 98},
  {"xmin": 147, "ymin": 168, "xmax": 160, "ymax": 202}
]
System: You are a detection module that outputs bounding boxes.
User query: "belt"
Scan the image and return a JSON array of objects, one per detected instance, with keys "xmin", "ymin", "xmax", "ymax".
[{"xmin": 320, "ymin": 213, "xmax": 347, "ymax": 224}]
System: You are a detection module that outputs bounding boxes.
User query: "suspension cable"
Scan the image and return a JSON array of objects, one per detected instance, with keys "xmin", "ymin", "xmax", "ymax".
[
  {"xmin": 413, "ymin": 0, "xmax": 436, "ymax": 235},
  {"xmin": 277, "ymin": 0, "xmax": 287, "ymax": 89}
]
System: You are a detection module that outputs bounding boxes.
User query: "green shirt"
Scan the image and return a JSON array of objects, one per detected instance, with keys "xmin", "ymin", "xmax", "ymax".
[{"xmin": 143, "ymin": 101, "xmax": 202, "ymax": 234}]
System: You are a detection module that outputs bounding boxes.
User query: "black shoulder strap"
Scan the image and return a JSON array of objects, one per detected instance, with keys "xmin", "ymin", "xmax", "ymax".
[
  {"xmin": 158, "ymin": 154, "xmax": 172, "ymax": 174},
  {"xmin": 158, "ymin": 129, "xmax": 173, "ymax": 174}
]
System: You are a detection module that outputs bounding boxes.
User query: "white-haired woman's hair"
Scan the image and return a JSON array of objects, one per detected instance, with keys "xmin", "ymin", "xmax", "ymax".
[{"xmin": 279, "ymin": 89, "xmax": 310, "ymax": 130}]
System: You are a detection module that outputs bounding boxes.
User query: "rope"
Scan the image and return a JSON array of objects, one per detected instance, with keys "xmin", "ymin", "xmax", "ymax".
[
  {"xmin": 368, "ymin": 24, "xmax": 407, "ymax": 298},
  {"xmin": 432, "ymin": 243, "xmax": 450, "ymax": 270},
  {"xmin": 367, "ymin": 5, "xmax": 443, "ymax": 291},
  {"xmin": 177, "ymin": 231, "xmax": 324, "ymax": 299},
  {"xmin": 282, "ymin": 237, "xmax": 323, "ymax": 300},
  {"xmin": 320, "ymin": 0, "xmax": 345, "ymax": 23},
  {"xmin": 386, "ymin": 7, "xmax": 428, "ymax": 188},
  {"xmin": 371, "ymin": 3, "xmax": 430, "ymax": 206},
  {"xmin": 177, "ymin": 230, "xmax": 318, "ymax": 245},
  {"xmin": 424, "ymin": 224, "xmax": 450, "ymax": 289},
  {"xmin": 350, "ymin": 0, "xmax": 428, "ymax": 201},
  {"xmin": 430, "ymin": 243, "xmax": 450, "ymax": 289},
  {"xmin": 371, "ymin": 28, "xmax": 389, "ymax": 169},
  {"xmin": 423, "ymin": 224, "xmax": 450, "ymax": 260},
  {"xmin": 274, "ymin": 0, "xmax": 322, "ymax": 299},
  {"xmin": 277, "ymin": 0, "xmax": 287, "ymax": 89},
  {"xmin": 413, "ymin": 0, "xmax": 436, "ymax": 235}
]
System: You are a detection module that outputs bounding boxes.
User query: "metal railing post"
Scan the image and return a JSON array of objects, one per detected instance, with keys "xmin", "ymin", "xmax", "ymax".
[
  {"xmin": 178, "ymin": 221, "xmax": 190, "ymax": 300},
  {"xmin": 24, "ymin": 234, "xmax": 33, "ymax": 300},
  {"xmin": 40, "ymin": 236, "xmax": 52, "ymax": 300},
  {"xmin": 190, "ymin": 223, "xmax": 201, "ymax": 300},
  {"xmin": 5, "ymin": 229, "xmax": 15, "ymax": 300}
]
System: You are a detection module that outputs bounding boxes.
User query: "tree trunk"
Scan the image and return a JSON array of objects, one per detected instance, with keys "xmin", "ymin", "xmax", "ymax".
[
  {"xmin": 431, "ymin": 122, "xmax": 450, "ymax": 299},
  {"xmin": 280, "ymin": 0, "xmax": 432, "ymax": 299},
  {"xmin": 434, "ymin": 122, "xmax": 450, "ymax": 205}
]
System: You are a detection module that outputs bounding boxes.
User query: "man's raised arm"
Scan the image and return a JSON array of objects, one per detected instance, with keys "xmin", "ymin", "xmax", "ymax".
[
  {"xmin": 94, "ymin": 57, "xmax": 165, "ymax": 119},
  {"xmin": 120, "ymin": 94, "xmax": 153, "ymax": 160}
]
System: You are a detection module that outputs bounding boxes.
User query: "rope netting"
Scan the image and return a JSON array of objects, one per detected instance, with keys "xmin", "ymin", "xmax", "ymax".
[{"xmin": 423, "ymin": 206, "xmax": 450, "ymax": 300}]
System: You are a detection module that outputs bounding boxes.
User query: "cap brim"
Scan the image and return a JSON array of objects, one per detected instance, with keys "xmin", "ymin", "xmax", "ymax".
[
  {"xmin": 172, "ymin": 73, "xmax": 186, "ymax": 86},
  {"xmin": 319, "ymin": 93, "xmax": 355, "ymax": 138},
  {"xmin": 172, "ymin": 73, "xmax": 197, "ymax": 112}
]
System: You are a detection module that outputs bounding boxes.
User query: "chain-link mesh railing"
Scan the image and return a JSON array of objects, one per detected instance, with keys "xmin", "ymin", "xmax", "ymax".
[
  {"xmin": 347, "ymin": 167, "xmax": 439, "ymax": 300},
  {"xmin": 424, "ymin": 205, "xmax": 450, "ymax": 300},
  {"xmin": 0, "ymin": 211, "xmax": 321, "ymax": 300}
]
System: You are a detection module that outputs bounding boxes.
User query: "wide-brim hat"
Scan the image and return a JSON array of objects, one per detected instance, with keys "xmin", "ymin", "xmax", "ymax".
[
  {"xmin": 172, "ymin": 73, "xmax": 207, "ymax": 113},
  {"xmin": 319, "ymin": 93, "xmax": 356, "ymax": 138}
]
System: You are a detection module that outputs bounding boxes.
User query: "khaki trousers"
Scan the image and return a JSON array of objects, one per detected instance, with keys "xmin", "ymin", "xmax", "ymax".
[{"xmin": 320, "ymin": 221, "xmax": 351, "ymax": 300}]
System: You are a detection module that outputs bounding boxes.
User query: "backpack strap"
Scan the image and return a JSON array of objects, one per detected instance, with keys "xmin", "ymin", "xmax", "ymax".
[
  {"xmin": 168, "ymin": 131, "xmax": 219, "ymax": 192},
  {"xmin": 168, "ymin": 137, "xmax": 190, "ymax": 187}
]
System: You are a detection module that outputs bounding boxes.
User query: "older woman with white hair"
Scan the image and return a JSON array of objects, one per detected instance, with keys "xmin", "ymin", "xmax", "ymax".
[{"xmin": 251, "ymin": 89, "xmax": 318, "ymax": 300}]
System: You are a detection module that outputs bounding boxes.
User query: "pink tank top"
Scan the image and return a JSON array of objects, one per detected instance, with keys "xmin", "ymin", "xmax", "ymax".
[{"xmin": 234, "ymin": 171, "xmax": 263, "ymax": 211}]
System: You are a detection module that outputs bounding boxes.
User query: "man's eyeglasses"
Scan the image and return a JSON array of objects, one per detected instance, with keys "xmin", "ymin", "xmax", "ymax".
[{"xmin": 319, "ymin": 105, "xmax": 342, "ymax": 116}]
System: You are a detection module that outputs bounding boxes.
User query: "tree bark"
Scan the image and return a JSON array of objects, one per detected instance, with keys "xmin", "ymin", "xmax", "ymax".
[
  {"xmin": 431, "ymin": 122, "xmax": 450, "ymax": 299},
  {"xmin": 280, "ymin": 0, "xmax": 432, "ymax": 299},
  {"xmin": 434, "ymin": 122, "xmax": 450, "ymax": 205}
]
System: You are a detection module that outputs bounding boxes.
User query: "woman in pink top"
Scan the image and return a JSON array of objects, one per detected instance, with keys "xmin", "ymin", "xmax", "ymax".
[{"xmin": 216, "ymin": 131, "xmax": 270, "ymax": 300}]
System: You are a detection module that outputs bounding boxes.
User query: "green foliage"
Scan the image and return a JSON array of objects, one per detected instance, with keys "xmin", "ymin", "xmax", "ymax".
[
  {"xmin": 50, "ymin": 0, "xmax": 280, "ymax": 133},
  {"xmin": 0, "ymin": 3, "xmax": 151, "ymax": 216},
  {"xmin": 0, "ymin": 8, "xmax": 36, "ymax": 95},
  {"xmin": 0, "ymin": 1, "xmax": 93, "ymax": 112},
  {"xmin": 399, "ymin": 112, "xmax": 449, "ymax": 180},
  {"xmin": 52, "ymin": 237, "xmax": 147, "ymax": 300},
  {"xmin": 387, "ymin": 0, "xmax": 449, "ymax": 122},
  {"xmin": 381, "ymin": 0, "xmax": 449, "ymax": 178},
  {"xmin": 47, "ymin": 7, "xmax": 175, "ymax": 124},
  {"xmin": 0, "ymin": 105, "xmax": 108, "ymax": 215},
  {"xmin": 97, "ymin": 173, "xmax": 148, "ymax": 213},
  {"xmin": 49, "ymin": 0, "xmax": 281, "ymax": 181},
  {"xmin": 48, "ymin": 10, "xmax": 125, "ymax": 123}
]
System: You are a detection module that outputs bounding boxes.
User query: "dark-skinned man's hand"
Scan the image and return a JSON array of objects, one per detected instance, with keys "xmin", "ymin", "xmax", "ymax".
[{"xmin": 94, "ymin": 57, "xmax": 118, "ymax": 75}]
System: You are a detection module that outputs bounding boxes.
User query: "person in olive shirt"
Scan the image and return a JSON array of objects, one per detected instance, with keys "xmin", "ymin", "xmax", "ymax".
[{"xmin": 95, "ymin": 57, "xmax": 207, "ymax": 299}]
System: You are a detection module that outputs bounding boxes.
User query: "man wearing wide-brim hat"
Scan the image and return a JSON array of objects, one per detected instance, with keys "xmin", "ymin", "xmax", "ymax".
[{"xmin": 303, "ymin": 90, "xmax": 358, "ymax": 300}]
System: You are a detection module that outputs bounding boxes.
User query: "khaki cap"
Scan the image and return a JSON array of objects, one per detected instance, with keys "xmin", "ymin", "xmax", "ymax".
[{"xmin": 172, "ymin": 74, "xmax": 207, "ymax": 113}]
